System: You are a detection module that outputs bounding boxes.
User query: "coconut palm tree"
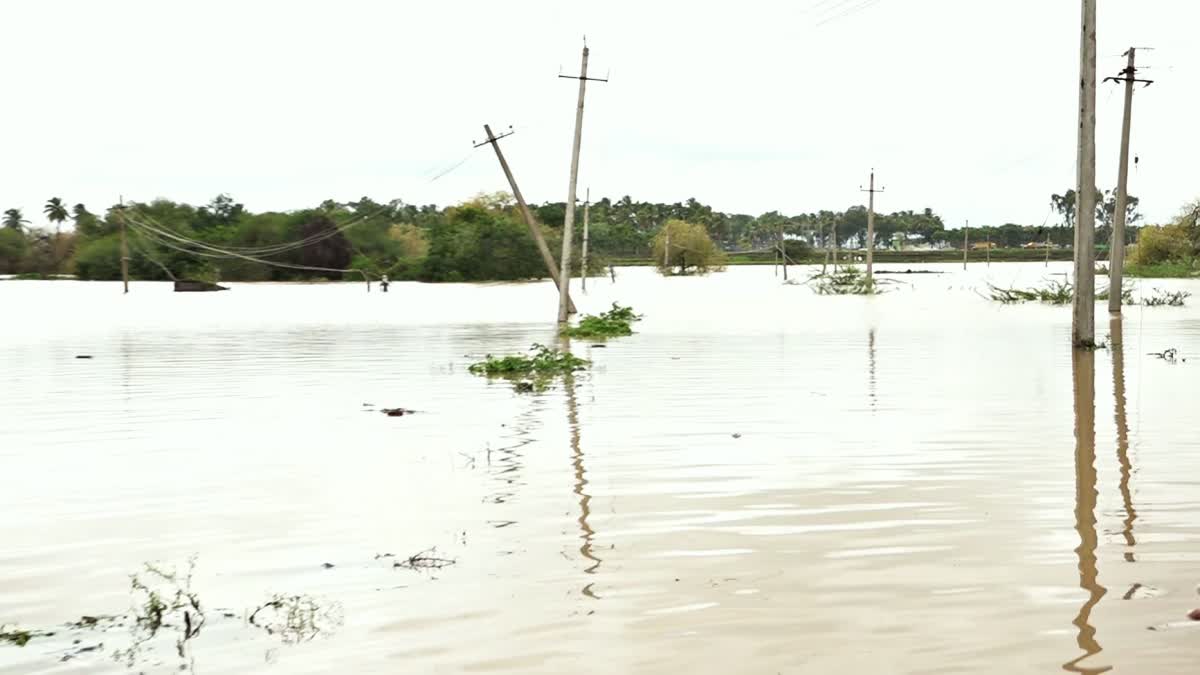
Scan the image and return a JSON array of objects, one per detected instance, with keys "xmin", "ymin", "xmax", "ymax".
[
  {"xmin": 44, "ymin": 198, "xmax": 68, "ymax": 234},
  {"xmin": 3, "ymin": 208, "xmax": 28, "ymax": 231}
]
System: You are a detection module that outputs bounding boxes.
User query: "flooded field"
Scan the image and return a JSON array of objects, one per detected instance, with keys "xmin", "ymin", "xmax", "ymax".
[{"xmin": 3, "ymin": 263, "xmax": 1200, "ymax": 674}]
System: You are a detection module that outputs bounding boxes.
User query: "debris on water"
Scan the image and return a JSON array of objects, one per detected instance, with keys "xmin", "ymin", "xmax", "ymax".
[
  {"xmin": 74, "ymin": 355, "xmax": 93, "ymax": 359},
  {"xmin": 381, "ymin": 407, "xmax": 416, "ymax": 417},
  {"xmin": 321, "ymin": 562, "xmax": 335, "ymax": 569},
  {"xmin": 1148, "ymin": 348, "xmax": 1179, "ymax": 363},
  {"xmin": 591, "ymin": 344, "xmax": 607, "ymax": 348},
  {"xmin": 374, "ymin": 553, "xmax": 396, "ymax": 560},
  {"xmin": 1190, "ymin": 608, "xmax": 1200, "ymax": 621},
  {"xmin": 392, "ymin": 548, "xmax": 456, "ymax": 571},
  {"xmin": 248, "ymin": 594, "xmax": 343, "ymax": 645},
  {"xmin": 513, "ymin": 381, "xmax": 535, "ymax": 393},
  {"xmin": 732, "ymin": 433, "xmax": 742, "ymax": 439}
]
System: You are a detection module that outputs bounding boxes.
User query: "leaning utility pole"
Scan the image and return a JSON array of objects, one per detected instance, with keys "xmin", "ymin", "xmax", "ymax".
[
  {"xmin": 556, "ymin": 42, "xmax": 607, "ymax": 323},
  {"xmin": 581, "ymin": 188, "xmax": 590, "ymax": 292},
  {"xmin": 1073, "ymin": 0, "xmax": 1098, "ymax": 347},
  {"xmin": 1104, "ymin": 48, "xmax": 1152, "ymax": 315},
  {"xmin": 118, "ymin": 197, "xmax": 129, "ymax": 294},
  {"xmin": 860, "ymin": 169, "xmax": 883, "ymax": 282},
  {"xmin": 477, "ymin": 124, "xmax": 575, "ymax": 314}
]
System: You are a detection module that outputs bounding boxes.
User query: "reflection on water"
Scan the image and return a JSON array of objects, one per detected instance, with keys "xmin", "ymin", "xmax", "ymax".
[
  {"xmin": 562, "ymin": 352, "xmax": 601, "ymax": 600},
  {"xmin": 4, "ymin": 267, "xmax": 1200, "ymax": 674},
  {"xmin": 1065, "ymin": 350, "xmax": 1108, "ymax": 675},
  {"xmin": 867, "ymin": 327, "xmax": 877, "ymax": 411},
  {"xmin": 1110, "ymin": 317, "xmax": 1137, "ymax": 564}
]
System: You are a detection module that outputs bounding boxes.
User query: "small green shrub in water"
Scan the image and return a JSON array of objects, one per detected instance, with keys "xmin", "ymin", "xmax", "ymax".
[
  {"xmin": 469, "ymin": 344, "xmax": 589, "ymax": 393},
  {"xmin": 560, "ymin": 303, "xmax": 642, "ymax": 339}
]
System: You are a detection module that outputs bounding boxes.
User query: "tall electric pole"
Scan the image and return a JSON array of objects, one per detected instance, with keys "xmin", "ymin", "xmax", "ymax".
[
  {"xmin": 118, "ymin": 197, "xmax": 129, "ymax": 294},
  {"xmin": 1104, "ymin": 48, "xmax": 1152, "ymax": 315},
  {"xmin": 556, "ymin": 41, "xmax": 607, "ymax": 323},
  {"xmin": 476, "ymin": 124, "xmax": 576, "ymax": 313},
  {"xmin": 860, "ymin": 169, "xmax": 883, "ymax": 282},
  {"xmin": 963, "ymin": 220, "xmax": 969, "ymax": 270},
  {"xmin": 1073, "ymin": 0, "xmax": 1098, "ymax": 347},
  {"xmin": 581, "ymin": 188, "xmax": 590, "ymax": 292}
]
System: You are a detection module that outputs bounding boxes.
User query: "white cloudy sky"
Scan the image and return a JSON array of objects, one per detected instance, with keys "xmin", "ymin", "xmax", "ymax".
[{"xmin": 1, "ymin": 0, "xmax": 1195, "ymax": 229}]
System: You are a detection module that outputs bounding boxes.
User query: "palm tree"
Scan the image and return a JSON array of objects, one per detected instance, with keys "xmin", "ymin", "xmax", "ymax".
[
  {"xmin": 44, "ymin": 198, "xmax": 68, "ymax": 234},
  {"xmin": 3, "ymin": 208, "xmax": 28, "ymax": 231}
]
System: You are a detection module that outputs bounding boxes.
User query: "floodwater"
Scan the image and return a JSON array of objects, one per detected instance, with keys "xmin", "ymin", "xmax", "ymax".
[{"xmin": 2, "ymin": 263, "xmax": 1200, "ymax": 674}]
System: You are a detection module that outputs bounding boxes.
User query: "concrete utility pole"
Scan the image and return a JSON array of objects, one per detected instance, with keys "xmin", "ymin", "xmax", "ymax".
[
  {"xmin": 779, "ymin": 221, "xmax": 788, "ymax": 281},
  {"xmin": 581, "ymin": 188, "xmax": 590, "ymax": 292},
  {"xmin": 963, "ymin": 220, "xmax": 969, "ymax": 270},
  {"xmin": 1104, "ymin": 48, "xmax": 1152, "ymax": 315},
  {"xmin": 832, "ymin": 222, "xmax": 839, "ymax": 271},
  {"xmin": 860, "ymin": 169, "xmax": 883, "ymax": 282},
  {"xmin": 118, "ymin": 196, "xmax": 129, "ymax": 294},
  {"xmin": 556, "ymin": 42, "xmax": 607, "ymax": 323},
  {"xmin": 1072, "ymin": 0, "xmax": 1098, "ymax": 347},
  {"xmin": 477, "ymin": 124, "xmax": 576, "ymax": 314}
]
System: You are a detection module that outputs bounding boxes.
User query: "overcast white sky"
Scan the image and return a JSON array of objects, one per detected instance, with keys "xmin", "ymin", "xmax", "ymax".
[{"xmin": 1, "ymin": 0, "xmax": 1195, "ymax": 229}]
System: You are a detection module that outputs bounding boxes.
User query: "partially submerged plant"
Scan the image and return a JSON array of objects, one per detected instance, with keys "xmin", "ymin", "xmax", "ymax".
[
  {"xmin": 469, "ymin": 344, "xmax": 590, "ymax": 393},
  {"xmin": 560, "ymin": 303, "xmax": 642, "ymax": 339},
  {"xmin": 0, "ymin": 626, "xmax": 37, "ymax": 647},
  {"xmin": 114, "ymin": 557, "xmax": 204, "ymax": 666},
  {"xmin": 986, "ymin": 279, "xmax": 1133, "ymax": 305},
  {"xmin": 248, "ymin": 594, "xmax": 342, "ymax": 645},
  {"xmin": 1141, "ymin": 289, "xmax": 1191, "ymax": 307},
  {"xmin": 807, "ymin": 266, "xmax": 886, "ymax": 295}
]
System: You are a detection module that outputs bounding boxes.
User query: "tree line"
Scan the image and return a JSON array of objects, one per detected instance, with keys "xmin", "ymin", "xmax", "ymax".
[{"xmin": 0, "ymin": 188, "xmax": 1147, "ymax": 281}]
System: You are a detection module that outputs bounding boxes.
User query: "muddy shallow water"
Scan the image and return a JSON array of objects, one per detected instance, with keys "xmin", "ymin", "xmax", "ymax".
[{"xmin": 2, "ymin": 264, "xmax": 1200, "ymax": 674}]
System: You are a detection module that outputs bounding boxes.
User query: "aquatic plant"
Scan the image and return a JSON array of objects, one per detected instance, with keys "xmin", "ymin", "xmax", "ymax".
[
  {"xmin": 807, "ymin": 266, "xmax": 885, "ymax": 295},
  {"xmin": 0, "ymin": 626, "xmax": 35, "ymax": 647},
  {"xmin": 986, "ymin": 280, "xmax": 1133, "ymax": 305},
  {"xmin": 1141, "ymin": 289, "xmax": 1191, "ymax": 307},
  {"xmin": 469, "ymin": 344, "xmax": 589, "ymax": 377},
  {"xmin": 248, "ymin": 594, "xmax": 343, "ymax": 645},
  {"xmin": 560, "ymin": 303, "xmax": 642, "ymax": 339}
]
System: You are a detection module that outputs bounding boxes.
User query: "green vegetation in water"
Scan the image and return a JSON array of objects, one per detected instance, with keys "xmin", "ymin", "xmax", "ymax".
[
  {"xmin": 1141, "ymin": 289, "xmax": 1191, "ymax": 307},
  {"xmin": 560, "ymin": 303, "xmax": 642, "ymax": 339},
  {"xmin": 0, "ymin": 627, "xmax": 36, "ymax": 647},
  {"xmin": 469, "ymin": 344, "xmax": 589, "ymax": 392},
  {"xmin": 807, "ymin": 266, "xmax": 885, "ymax": 295},
  {"xmin": 986, "ymin": 280, "xmax": 1134, "ymax": 305}
]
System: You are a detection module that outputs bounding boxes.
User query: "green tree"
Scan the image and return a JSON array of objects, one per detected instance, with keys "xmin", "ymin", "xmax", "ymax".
[
  {"xmin": 3, "ymin": 208, "xmax": 28, "ymax": 231},
  {"xmin": 44, "ymin": 198, "xmax": 68, "ymax": 233},
  {"xmin": 653, "ymin": 219, "xmax": 726, "ymax": 276}
]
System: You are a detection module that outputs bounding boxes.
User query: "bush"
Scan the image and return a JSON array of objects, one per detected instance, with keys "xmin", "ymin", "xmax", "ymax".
[
  {"xmin": 560, "ymin": 303, "xmax": 642, "ymax": 339},
  {"xmin": 1130, "ymin": 223, "xmax": 1191, "ymax": 267},
  {"xmin": 72, "ymin": 235, "xmax": 123, "ymax": 280},
  {"xmin": 652, "ymin": 219, "xmax": 727, "ymax": 276}
]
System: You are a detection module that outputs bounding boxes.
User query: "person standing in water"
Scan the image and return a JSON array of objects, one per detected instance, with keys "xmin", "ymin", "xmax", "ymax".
[{"xmin": 380, "ymin": 274, "xmax": 390, "ymax": 293}]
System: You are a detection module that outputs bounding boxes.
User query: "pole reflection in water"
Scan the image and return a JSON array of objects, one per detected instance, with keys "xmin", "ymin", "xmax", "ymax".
[
  {"xmin": 867, "ymin": 328, "xmax": 877, "ymax": 412},
  {"xmin": 1110, "ymin": 316, "xmax": 1137, "ymax": 563},
  {"xmin": 561, "ymin": 339, "xmax": 601, "ymax": 599},
  {"xmin": 1064, "ymin": 349, "xmax": 1109, "ymax": 675}
]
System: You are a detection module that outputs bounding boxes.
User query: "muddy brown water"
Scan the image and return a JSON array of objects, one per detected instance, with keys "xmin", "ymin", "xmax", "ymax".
[{"xmin": 2, "ymin": 264, "xmax": 1200, "ymax": 673}]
